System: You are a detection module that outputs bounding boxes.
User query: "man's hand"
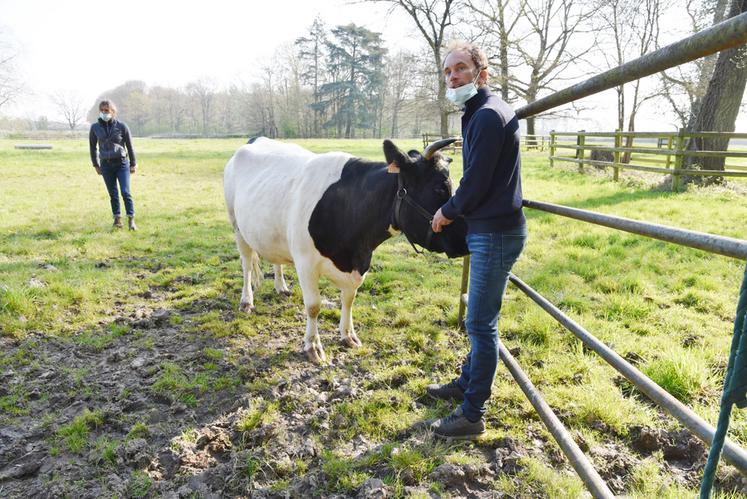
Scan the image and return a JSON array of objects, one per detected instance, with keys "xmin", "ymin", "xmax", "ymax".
[
  {"xmin": 94, "ymin": 166, "xmax": 102, "ymax": 175},
  {"xmin": 431, "ymin": 208, "xmax": 453, "ymax": 233},
  {"xmin": 130, "ymin": 164, "xmax": 137, "ymax": 174}
]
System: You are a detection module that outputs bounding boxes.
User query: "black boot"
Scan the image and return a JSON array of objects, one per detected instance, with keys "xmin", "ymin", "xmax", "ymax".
[
  {"xmin": 426, "ymin": 379, "xmax": 465, "ymax": 402},
  {"xmin": 113, "ymin": 215, "xmax": 123, "ymax": 229},
  {"xmin": 431, "ymin": 406, "xmax": 485, "ymax": 440}
]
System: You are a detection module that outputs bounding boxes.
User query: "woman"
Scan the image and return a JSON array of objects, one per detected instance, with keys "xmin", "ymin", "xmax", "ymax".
[{"xmin": 89, "ymin": 100, "xmax": 138, "ymax": 230}]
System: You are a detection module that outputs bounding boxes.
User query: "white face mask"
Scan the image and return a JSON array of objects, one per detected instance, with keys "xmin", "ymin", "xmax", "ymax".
[
  {"xmin": 446, "ymin": 71, "xmax": 481, "ymax": 107},
  {"xmin": 100, "ymin": 112, "xmax": 112, "ymax": 121}
]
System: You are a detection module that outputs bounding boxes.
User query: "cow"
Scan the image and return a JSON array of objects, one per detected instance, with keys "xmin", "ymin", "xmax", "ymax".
[{"xmin": 223, "ymin": 138, "xmax": 468, "ymax": 363}]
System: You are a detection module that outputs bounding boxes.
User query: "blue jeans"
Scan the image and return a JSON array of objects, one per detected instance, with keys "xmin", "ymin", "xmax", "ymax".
[
  {"xmin": 101, "ymin": 160, "xmax": 134, "ymax": 217},
  {"xmin": 457, "ymin": 226, "xmax": 527, "ymax": 421}
]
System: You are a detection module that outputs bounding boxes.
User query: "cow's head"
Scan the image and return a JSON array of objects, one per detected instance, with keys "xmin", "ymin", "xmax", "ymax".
[{"xmin": 384, "ymin": 139, "xmax": 469, "ymax": 258}]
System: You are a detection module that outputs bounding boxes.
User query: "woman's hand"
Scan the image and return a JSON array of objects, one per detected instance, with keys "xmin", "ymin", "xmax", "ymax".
[
  {"xmin": 130, "ymin": 164, "xmax": 137, "ymax": 174},
  {"xmin": 94, "ymin": 166, "xmax": 102, "ymax": 175}
]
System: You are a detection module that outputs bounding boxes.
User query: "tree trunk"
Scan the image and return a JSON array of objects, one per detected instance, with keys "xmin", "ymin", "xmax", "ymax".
[
  {"xmin": 684, "ymin": 0, "xmax": 747, "ymax": 183},
  {"xmin": 436, "ymin": 53, "xmax": 449, "ymax": 137},
  {"xmin": 686, "ymin": 0, "xmax": 730, "ymax": 131}
]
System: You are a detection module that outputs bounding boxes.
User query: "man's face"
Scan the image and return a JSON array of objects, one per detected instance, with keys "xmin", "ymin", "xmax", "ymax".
[{"xmin": 443, "ymin": 50, "xmax": 479, "ymax": 89}]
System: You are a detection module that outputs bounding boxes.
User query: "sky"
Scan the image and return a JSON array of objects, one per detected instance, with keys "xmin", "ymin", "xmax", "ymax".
[
  {"xmin": 1, "ymin": 0, "xmax": 744, "ymax": 133},
  {"xmin": 1, "ymin": 0, "xmax": 418, "ymax": 119}
]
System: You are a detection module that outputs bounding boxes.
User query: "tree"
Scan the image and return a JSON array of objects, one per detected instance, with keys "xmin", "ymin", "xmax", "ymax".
[
  {"xmin": 186, "ymin": 79, "xmax": 215, "ymax": 136},
  {"xmin": 683, "ymin": 0, "xmax": 747, "ymax": 182},
  {"xmin": 369, "ymin": 0, "xmax": 458, "ymax": 137},
  {"xmin": 0, "ymin": 32, "xmax": 23, "ymax": 112},
  {"xmin": 467, "ymin": 0, "xmax": 526, "ymax": 101},
  {"xmin": 659, "ymin": 0, "xmax": 730, "ymax": 128},
  {"xmin": 509, "ymin": 0, "xmax": 594, "ymax": 144},
  {"xmin": 594, "ymin": 0, "xmax": 666, "ymax": 161},
  {"xmin": 296, "ymin": 17, "xmax": 328, "ymax": 136},
  {"xmin": 321, "ymin": 24, "xmax": 386, "ymax": 138},
  {"xmin": 386, "ymin": 51, "xmax": 417, "ymax": 137},
  {"xmin": 51, "ymin": 91, "xmax": 86, "ymax": 131}
]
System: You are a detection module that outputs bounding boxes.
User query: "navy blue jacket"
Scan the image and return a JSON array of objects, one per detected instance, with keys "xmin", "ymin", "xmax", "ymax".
[
  {"xmin": 440, "ymin": 87, "xmax": 525, "ymax": 233},
  {"xmin": 89, "ymin": 118, "xmax": 137, "ymax": 167}
]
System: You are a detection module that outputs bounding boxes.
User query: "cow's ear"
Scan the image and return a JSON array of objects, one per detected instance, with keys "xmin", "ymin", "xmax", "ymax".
[{"xmin": 383, "ymin": 140, "xmax": 412, "ymax": 173}]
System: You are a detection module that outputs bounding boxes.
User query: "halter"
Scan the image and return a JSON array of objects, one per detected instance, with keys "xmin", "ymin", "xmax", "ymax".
[{"xmin": 392, "ymin": 174, "xmax": 436, "ymax": 255}]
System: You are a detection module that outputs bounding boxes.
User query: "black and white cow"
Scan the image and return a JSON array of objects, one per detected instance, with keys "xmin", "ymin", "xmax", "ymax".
[{"xmin": 223, "ymin": 138, "xmax": 468, "ymax": 362}]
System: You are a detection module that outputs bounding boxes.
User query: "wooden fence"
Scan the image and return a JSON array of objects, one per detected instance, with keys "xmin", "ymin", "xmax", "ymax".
[
  {"xmin": 548, "ymin": 129, "xmax": 747, "ymax": 191},
  {"xmin": 422, "ymin": 133, "xmax": 549, "ymax": 153}
]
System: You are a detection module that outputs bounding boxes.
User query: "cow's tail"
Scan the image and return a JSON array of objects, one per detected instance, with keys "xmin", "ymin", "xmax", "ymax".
[{"xmin": 250, "ymin": 251, "xmax": 262, "ymax": 290}]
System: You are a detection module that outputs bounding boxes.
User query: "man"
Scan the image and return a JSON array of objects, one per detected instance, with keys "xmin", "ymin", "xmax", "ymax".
[{"xmin": 428, "ymin": 41, "xmax": 527, "ymax": 439}]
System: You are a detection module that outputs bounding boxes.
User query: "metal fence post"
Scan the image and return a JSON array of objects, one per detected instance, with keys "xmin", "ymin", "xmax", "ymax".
[
  {"xmin": 672, "ymin": 128, "xmax": 687, "ymax": 192},
  {"xmin": 577, "ymin": 130, "xmax": 586, "ymax": 172},
  {"xmin": 613, "ymin": 129, "xmax": 621, "ymax": 182},
  {"xmin": 549, "ymin": 130, "xmax": 556, "ymax": 167}
]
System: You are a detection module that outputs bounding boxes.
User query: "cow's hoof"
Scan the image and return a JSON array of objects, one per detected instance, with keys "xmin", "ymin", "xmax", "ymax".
[
  {"xmin": 305, "ymin": 344, "xmax": 327, "ymax": 364},
  {"xmin": 342, "ymin": 334, "xmax": 363, "ymax": 348},
  {"xmin": 275, "ymin": 288, "xmax": 291, "ymax": 297},
  {"xmin": 239, "ymin": 302, "xmax": 255, "ymax": 314}
]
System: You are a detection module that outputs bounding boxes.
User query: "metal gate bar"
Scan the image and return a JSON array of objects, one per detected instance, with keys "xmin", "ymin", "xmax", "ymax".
[
  {"xmin": 522, "ymin": 200, "xmax": 747, "ymax": 260},
  {"xmin": 507, "ymin": 273, "xmax": 747, "ymax": 474},
  {"xmin": 499, "ymin": 343, "xmax": 615, "ymax": 498}
]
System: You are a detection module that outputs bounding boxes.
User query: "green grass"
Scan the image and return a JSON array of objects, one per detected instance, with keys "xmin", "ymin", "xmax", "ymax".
[
  {"xmin": 2, "ymin": 137, "xmax": 746, "ymax": 496},
  {"xmin": 54, "ymin": 409, "xmax": 105, "ymax": 454}
]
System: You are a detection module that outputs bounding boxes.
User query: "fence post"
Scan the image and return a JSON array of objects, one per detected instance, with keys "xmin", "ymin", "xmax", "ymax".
[
  {"xmin": 549, "ymin": 130, "xmax": 556, "ymax": 167},
  {"xmin": 666, "ymin": 133, "xmax": 674, "ymax": 169},
  {"xmin": 577, "ymin": 130, "xmax": 586, "ymax": 173},
  {"xmin": 672, "ymin": 128, "xmax": 686, "ymax": 192},
  {"xmin": 613, "ymin": 129, "xmax": 621, "ymax": 182},
  {"xmin": 457, "ymin": 255, "xmax": 470, "ymax": 330}
]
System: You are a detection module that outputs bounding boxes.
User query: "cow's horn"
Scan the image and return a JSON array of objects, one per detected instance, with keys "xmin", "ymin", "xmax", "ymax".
[{"xmin": 423, "ymin": 138, "xmax": 458, "ymax": 160}]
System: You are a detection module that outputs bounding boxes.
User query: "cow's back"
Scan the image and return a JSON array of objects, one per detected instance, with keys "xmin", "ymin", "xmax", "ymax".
[{"xmin": 224, "ymin": 138, "xmax": 352, "ymax": 264}]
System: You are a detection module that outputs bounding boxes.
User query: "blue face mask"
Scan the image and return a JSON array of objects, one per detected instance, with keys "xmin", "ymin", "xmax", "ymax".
[
  {"xmin": 100, "ymin": 112, "xmax": 112, "ymax": 121},
  {"xmin": 446, "ymin": 71, "xmax": 481, "ymax": 107}
]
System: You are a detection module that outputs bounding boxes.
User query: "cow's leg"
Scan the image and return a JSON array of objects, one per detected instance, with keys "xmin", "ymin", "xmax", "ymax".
[
  {"xmin": 273, "ymin": 264, "xmax": 291, "ymax": 296},
  {"xmin": 234, "ymin": 232, "xmax": 256, "ymax": 313},
  {"xmin": 297, "ymin": 266, "xmax": 326, "ymax": 363},
  {"xmin": 339, "ymin": 286, "xmax": 362, "ymax": 348}
]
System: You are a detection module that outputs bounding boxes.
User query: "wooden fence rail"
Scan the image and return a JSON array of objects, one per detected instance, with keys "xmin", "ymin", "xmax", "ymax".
[
  {"xmin": 548, "ymin": 129, "xmax": 747, "ymax": 191},
  {"xmin": 422, "ymin": 132, "xmax": 549, "ymax": 152}
]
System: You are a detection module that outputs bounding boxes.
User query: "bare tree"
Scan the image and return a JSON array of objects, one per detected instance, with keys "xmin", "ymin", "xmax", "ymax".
[
  {"xmin": 368, "ymin": 0, "xmax": 458, "ymax": 137},
  {"xmin": 51, "ymin": 92, "xmax": 86, "ymax": 131},
  {"xmin": 386, "ymin": 51, "xmax": 417, "ymax": 137},
  {"xmin": 659, "ymin": 0, "xmax": 730, "ymax": 128},
  {"xmin": 593, "ymin": 0, "xmax": 666, "ymax": 161},
  {"xmin": 296, "ymin": 17, "xmax": 328, "ymax": 137},
  {"xmin": 509, "ymin": 0, "xmax": 594, "ymax": 145},
  {"xmin": 467, "ymin": 0, "xmax": 526, "ymax": 101},
  {"xmin": 0, "ymin": 33, "xmax": 23, "ymax": 112},
  {"xmin": 186, "ymin": 79, "xmax": 215, "ymax": 136},
  {"xmin": 683, "ymin": 0, "xmax": 747, "ymax": 182}
]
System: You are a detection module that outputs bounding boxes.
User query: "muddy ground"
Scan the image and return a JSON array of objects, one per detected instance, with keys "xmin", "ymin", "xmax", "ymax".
[{"xmin": 1, "ymin": 292, "xmax": 746, "ymax": 498}]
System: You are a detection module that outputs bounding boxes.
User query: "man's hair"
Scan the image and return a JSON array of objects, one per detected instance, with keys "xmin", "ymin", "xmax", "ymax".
[
  {"xmin": 98, "ymin": 99, "xmax": 118, "ymax": 116},
  {"xmin": 444, "ymin": 40, "xmax": 488, "ymax": 72}
]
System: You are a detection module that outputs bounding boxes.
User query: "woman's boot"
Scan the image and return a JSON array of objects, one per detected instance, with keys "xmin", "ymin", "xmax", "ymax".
[
  {"xmin": 113, "ymin": 215, "xmax": 123, "ymax": 229},
  {"xmin": 128, "ymin": 216, "xmax": 137, "ymax": 231}
]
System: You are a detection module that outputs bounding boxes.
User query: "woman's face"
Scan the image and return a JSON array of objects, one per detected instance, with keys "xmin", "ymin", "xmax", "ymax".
[{"xmin": 99, "ymin": 105, "xmax": 112, "ymax": 115}]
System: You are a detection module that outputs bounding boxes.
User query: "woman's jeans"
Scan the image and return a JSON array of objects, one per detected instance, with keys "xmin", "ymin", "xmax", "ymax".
[
  {"xmin": 101, "ymin": 160, "xmax": 134, "ymax": 217},
  {"xmin": 457, "ymin": 226, "xmax": 527, "ymax": 422}
]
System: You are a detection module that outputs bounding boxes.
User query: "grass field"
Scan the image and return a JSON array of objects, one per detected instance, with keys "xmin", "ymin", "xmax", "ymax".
[{"xmin": 1, "ymin": 137, "xmax": 746, "ymax": 497}]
